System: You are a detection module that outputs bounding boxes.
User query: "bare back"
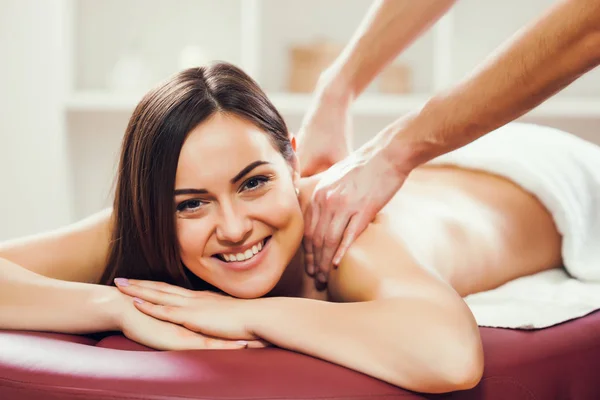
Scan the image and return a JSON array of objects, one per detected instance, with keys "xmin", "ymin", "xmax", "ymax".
[{"xmin": 297, "ymin": 165, "xmax": 563, "ymax": 299}]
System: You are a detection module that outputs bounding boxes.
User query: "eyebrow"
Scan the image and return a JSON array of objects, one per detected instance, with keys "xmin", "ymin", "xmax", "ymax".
[{"xmin": 174, "ymin": 160, "xmax": 271, "ymax": 196}]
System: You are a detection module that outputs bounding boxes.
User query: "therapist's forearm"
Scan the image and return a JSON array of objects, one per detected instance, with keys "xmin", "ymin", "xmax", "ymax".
[
  {"xmin": 381, "ymin": 0, "xmax": 600, "ymax": 169},
  {"xmin": 321, "ymin": 0, "xmax": 457, "ymax": 102}
]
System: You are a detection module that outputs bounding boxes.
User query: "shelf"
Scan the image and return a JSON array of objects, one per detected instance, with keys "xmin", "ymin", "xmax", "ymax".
[
  {"xmin": 64, "ymin": 91, "xmax": 431, "ymax": 115},
  {"xmin": 66, "ymin": 91, "xmax": 600, "ymax": 119}
]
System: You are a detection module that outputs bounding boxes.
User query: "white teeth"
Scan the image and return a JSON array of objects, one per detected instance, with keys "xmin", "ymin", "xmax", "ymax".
[{"xmin": 218, "ymin": 238, "xmax": 267, "ymax": 262}]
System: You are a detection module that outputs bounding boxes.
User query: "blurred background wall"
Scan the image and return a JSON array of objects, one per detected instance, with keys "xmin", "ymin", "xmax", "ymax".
[{"xmin": 1, "ymin": 0, "xmax": 599, "ymax": 240}]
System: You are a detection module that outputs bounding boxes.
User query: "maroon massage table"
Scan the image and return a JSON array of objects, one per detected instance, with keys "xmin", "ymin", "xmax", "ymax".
[{"xmin": 1, "ymin": 310, "xmax": 599, "ymax": 400}]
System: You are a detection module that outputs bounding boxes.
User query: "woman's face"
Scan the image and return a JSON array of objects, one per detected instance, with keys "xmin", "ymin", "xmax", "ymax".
[{"xmin": 173, "ymin": 112, "xmax": 304, "ymax": 298}]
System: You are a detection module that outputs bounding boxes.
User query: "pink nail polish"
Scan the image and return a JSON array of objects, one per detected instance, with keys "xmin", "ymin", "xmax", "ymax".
[
  {"xmin": 133, "ymin": 297, "xmax": 144, "ymax": 304},
  {"xmin": 114, "ymin": 278, "xmax": 130, "ymax": 287}
]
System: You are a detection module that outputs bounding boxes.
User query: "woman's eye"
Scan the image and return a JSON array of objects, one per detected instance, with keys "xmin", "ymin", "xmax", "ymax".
[
  {"xmin": 176, "ymin": 199, "xmax": 204, "ymax": 212},
  {"xmin": 242, "ymin": 176, "xmax": 270, "ymax": 191}
]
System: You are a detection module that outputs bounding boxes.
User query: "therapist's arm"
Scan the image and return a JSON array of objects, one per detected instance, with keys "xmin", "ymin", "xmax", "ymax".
[
  {"xmin": 322, "ymin": 0, "xmax": 457, "ymax": 102},
  {"xmin": 303, "ymin": 0, "xmax": 600, "ymax": 283},
  {"xmin": 381, "ymin": 0, "xmax": 600, "ymax": 168},
  {"xmin": 297, "ymin": 0, "xmax": 457, "ymax": 176}
]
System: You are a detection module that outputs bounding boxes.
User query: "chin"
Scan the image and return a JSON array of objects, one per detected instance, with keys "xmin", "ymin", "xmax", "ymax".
[{"xmin": 222, "ymin": 278, "xmax": 278, "ymax": 299}]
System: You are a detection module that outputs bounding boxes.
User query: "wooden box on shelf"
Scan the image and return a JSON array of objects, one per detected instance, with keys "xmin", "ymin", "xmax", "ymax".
[{"xmin": 287, "ymin": 40, "xmax": 344, "ymax": 93}]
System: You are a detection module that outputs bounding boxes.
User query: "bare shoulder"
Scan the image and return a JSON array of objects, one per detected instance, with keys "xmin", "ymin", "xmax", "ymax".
[
  {"xmin": 326, "ymin": 218, "xmax": 458, "ymax": 303},
  {"xmin": 0, "ymin": 208, "xmax": 114, "ymax": 283}
]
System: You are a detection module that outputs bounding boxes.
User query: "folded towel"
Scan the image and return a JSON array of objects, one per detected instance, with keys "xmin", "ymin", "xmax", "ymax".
[{"xmin": 429, "ymin": 122, "xmax": 600, "ymax": 329}]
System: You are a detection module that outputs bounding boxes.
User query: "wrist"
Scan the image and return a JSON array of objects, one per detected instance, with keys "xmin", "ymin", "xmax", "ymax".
[
  {"xmin": 99, "ymin": 286, "xmax": 128, "ymax": 331},
  {"xmin": 315, "ymin": 64, "xmax": 356, "ymax": 108},
  {"xmin": 243, "ymin": 297, "xmax": 276, "ymax": 337},
  {"xmin": 376, "ymin": 102, "xmax": 444, "ymax": 176}
]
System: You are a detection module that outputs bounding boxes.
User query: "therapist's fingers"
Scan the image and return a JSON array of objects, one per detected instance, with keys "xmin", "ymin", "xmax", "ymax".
[
  {"xmin": 332, "ymin": 212, "xmax": 371, "ymax": 266},
  {"xmin": 310, "ymin": 190, "xmax": 338, "ymax": 280},
  {"xmin": 318, "ymin": 212, "xmax": 352, "ymax": 282},
  {"xmin": 311, "ymin": 204, "xmax": 335, "ymax": 282},
  {"xmin": 302, "ymin": 201, "xmax": 319, "ymax": 276}
]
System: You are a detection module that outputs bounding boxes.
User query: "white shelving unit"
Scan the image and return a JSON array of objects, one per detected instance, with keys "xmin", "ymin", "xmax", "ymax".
[
  {"xmin": 65, "ymin": 90, "xmax": 600, "ymax": 118},
  {"xmin": 63, "ymin": 0, "xmax": 600, "ymax": 219}
]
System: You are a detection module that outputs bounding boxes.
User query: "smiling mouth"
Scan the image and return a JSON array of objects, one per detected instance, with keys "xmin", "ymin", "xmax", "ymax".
[{"xmin": 213, "ymin": 236, "xmax": 271, "ymax": 263}]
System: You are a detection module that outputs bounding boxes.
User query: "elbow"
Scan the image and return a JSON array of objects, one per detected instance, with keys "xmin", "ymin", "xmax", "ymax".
[
  {"xmin": 436, "ymin": 310, "xmax": 485, "ymax": 392},
  {"xmin": 412, "ymin": 302, "xmax": 484, "ymax": 393},
  {"xmin": 440, "ymin": 338, "xmax": 484, "ymax": 392}
]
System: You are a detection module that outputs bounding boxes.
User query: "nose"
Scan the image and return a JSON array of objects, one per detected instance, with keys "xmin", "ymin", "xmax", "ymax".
[{"xmin": 215, "ymin": 200, "xmax": 252, "ymax": 244}]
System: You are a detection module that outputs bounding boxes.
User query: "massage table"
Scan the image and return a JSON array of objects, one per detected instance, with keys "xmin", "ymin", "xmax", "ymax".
[{"xmin": 1, "ymin": 310, "xmax": 599, "ymax": 400}]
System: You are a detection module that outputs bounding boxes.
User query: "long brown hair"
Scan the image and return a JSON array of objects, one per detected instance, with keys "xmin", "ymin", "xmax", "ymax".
[{"xmin": 99, "ymin": 62, "xmax": 293, "ymax": 289}]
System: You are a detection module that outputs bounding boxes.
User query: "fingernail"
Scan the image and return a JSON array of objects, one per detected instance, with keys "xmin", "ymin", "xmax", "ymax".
[
  {"xmin": 133, "ymin": 297, "xmax": 144, "ymax": 304},
  {"xmin": 307, "ymin": 265, "xmax": 314, "ymax": 275},
  {"xmin": 237, "ymin": 340, "xmax": 249, "ymax": 348},
  {"xmin": 317, "ymin": 273, "xmax": 327, "ymax": 283},
  {"xmin": 114, "ymin": 278, "xmax": 130, "ymax": 287}
]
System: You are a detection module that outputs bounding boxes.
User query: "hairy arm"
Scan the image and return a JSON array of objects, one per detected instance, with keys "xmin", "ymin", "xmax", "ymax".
[
  {"xmin": 248, "ymin": 224, "xmax": 483, "ymax": 393},
  {"xmin": 380, "ymin": 0, "xmax": 600, "ymax": 169}
]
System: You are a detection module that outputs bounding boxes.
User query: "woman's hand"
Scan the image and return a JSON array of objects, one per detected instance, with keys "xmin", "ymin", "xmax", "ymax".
[
  {"xmin": 114, "ymin": 278, "xmax": 266, "ymax": 344},
  {"xmin": 112, "ymin": 286, "xmax": 267, "ymax": 350}
]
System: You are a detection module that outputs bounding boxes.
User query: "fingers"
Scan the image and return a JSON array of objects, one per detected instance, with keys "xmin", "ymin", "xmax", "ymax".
[
  {"xmin": 317, "ymin": 212, "xmax": 351, "ymax": 282},
  {"xmin": 133, "ymin": 298, "xmax": 187, "ymax": 326},
  {"xmin": 333, "ymin": 213, "xmax": 370, "ymax": 265},
  {"xmin": 310, "ymin": 189, "xmax": 338, "ymax": 280},
  {"xmin": 115, "ymin": 279, "xmax": 191, "ymax": 306},
  {"xmin": 302, "ymin": 198, "xmax": 319, "ymax": 276},
  {"xmin": 118, "ymin": 278, "xmax": 194, "ymax": 297},
  {"xmin": 200, "ymin": 337, "xmax": 270, "ymax": 350},
  {"xmin": 311, "ymin": 207, "xmax": 334, "ymax": 282}
]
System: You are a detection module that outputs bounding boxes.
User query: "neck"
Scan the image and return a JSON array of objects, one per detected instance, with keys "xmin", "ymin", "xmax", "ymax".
[
  {"xmin": 267, "ymin": 246, "xmax": 307, "ymax": 298},
  {"xmin": 267, "ymin": 174, "xmax": 329, "ymax": 299}
]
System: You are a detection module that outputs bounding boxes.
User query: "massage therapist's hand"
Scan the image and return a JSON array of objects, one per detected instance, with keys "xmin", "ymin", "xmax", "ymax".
[
  {"xmin": 296, "ymin": 80, "xmax": 353, "ymax": 177},
  {"xmin": 112, "ymin": 280, "xmax": 267, "ymax": 350},
  {"xmin": 114, "ymin": 278, "xmax": 269, "ymax": 347},
  {"xmin": 304, "ymin": 143, "xmax": 409, "ymax": 284}
]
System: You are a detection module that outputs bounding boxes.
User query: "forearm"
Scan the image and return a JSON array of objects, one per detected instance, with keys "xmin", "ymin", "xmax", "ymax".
[
  {"xmin": 0, "ymin": 258, "xmax": 120, "ymax": 334},
  {"xmin": 249, "ymin": 296, "xmax": 482, "ymax": 393},
  {"xmin": 321, "ymin": 0, "xmax": 456, "ymax": 102},
  {"xmin": 382, "ymin": 0, "xmax": 600, "ymax": 169}
]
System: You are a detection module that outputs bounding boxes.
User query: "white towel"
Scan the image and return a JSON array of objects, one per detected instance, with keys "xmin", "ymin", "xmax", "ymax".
[{"xmin": 428, "ymin": 122, "xmax": 600, "ymax": 329}]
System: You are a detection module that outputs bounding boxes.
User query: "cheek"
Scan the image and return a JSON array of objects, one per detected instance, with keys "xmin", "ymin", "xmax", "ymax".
[
  {"xmin": 261, "ymin": 185, "xmax": 304, "ymax": 251},
  {"xmin": 259, "ymin": 184, "xmax": 303, "ymax": 227},
  {"xmin": 176, "ymin": 220, "xmax": 211, "ymax": 267}
]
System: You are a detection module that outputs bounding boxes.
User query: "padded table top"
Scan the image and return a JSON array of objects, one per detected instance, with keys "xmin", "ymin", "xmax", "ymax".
[{"xmin": 1, "ymin": 310, "xmax": 599, "ymax": 400}]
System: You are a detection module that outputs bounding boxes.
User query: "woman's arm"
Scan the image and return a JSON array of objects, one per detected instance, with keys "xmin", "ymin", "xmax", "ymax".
[
  {"xmin": 0, "ymin": 209, "xmax": 120, "ymax": 333},
  {"xmin": 0, "ymin": 257, "xmax": 121, "ymax": 333},
  {"xmin": 248, "ymin": 225, "xmax": 483, "ymax": 393},
  {"xmin": 123, "ymin": 220, "xmax": 482, "ymax": 393},
  {"xmin": 0, "ymin": 208, "xmax": 112, "ymax": 283}
]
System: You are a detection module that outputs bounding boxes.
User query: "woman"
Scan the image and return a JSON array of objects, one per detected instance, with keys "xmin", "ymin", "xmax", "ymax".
[{"xmin": 1, "ymin": 62, "xmax": 585, "ymax": 394}]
